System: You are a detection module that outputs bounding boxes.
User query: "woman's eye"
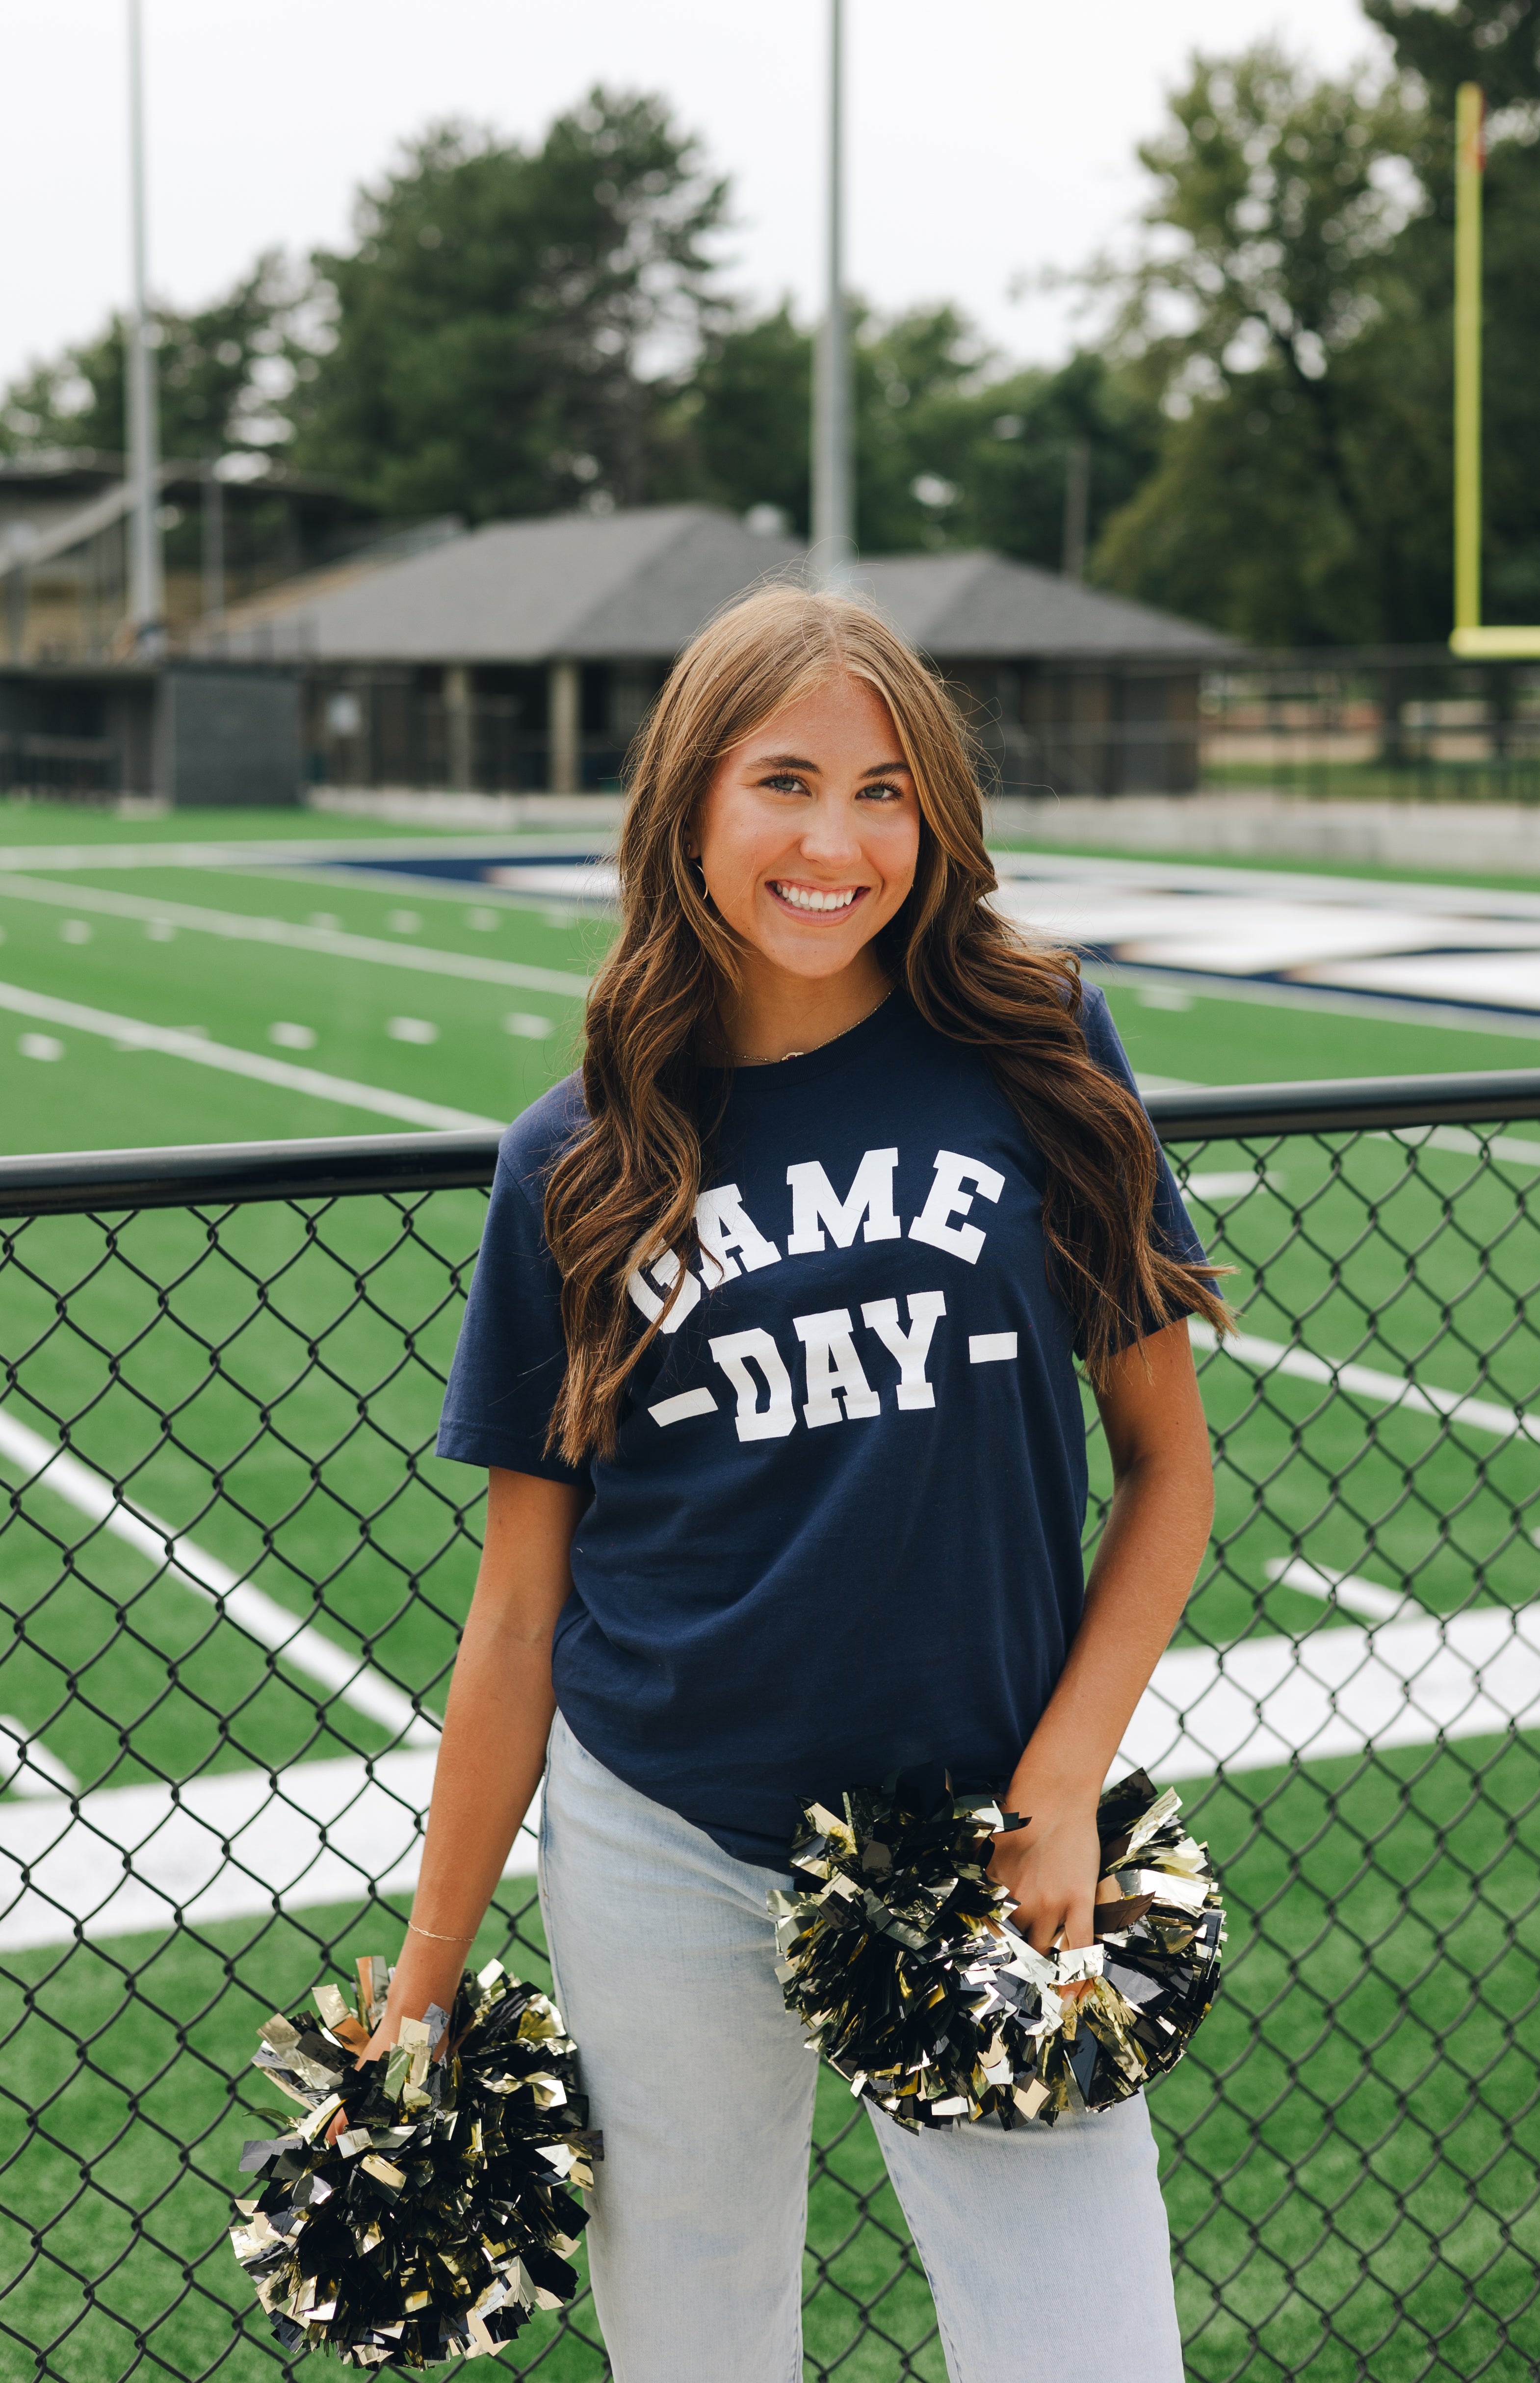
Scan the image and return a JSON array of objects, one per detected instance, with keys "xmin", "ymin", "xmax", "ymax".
[
  {"xmin": 762, "ymin": 774, "xmax": 808, "ymax": 794},
  {"xmin": 860, "ymin": 781, "xmax": 904, "ymax": 802}
]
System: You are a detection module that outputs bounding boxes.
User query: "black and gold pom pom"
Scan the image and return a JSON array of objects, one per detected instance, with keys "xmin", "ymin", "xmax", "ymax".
[
  {"xmin": 230, "ymin": 1955, "xmax": 600, "ymax": 2368},
  {"xmin": 769, "ymin": 1764, "xmax": 1224, "ymax": 2130}
]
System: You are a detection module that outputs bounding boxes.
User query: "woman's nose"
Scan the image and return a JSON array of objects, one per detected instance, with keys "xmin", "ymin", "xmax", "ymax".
[{"xmin": 798, "ymin": 796, "xmax": 864, "ymax": 864}]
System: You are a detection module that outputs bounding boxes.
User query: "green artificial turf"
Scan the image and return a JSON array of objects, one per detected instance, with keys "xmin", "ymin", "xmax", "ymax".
[
  {"xmin": 0, "ymin": 801, "xmax": 528, "ymax": 849},
  {"xmin": 5, "ymin": 1741, "xmax": 1538, "ymax": 2383},
  {"xmin": 3, "ymin": 814, "xmax": 1540, "ymax": 2379}
]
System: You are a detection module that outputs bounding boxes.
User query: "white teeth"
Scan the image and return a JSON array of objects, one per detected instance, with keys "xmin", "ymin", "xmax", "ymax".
[{"xmin": 774, "ymin": 882, "xmax": 859, "ymax": 914}]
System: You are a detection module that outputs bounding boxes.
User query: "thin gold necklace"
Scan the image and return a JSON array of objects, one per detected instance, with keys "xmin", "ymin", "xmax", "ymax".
[{"xmin": 732, "ymin": 986, "xmax": 893, "ymax": 1067}]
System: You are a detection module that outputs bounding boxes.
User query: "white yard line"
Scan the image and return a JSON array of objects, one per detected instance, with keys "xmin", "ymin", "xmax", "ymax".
[
  {"xmin": 1389, "ymin": 1123, "xmax": 1540, "ymax": 1168},
  {"xmin": 0, "ymin": 1746, "xmax": 536, "ymax": 1951},
  {"xmin": 1265, "ymin": 1556, "xmax": 1410, "ymax": 1623},
  {"xmin": 1121, "ymin": 1600, "xmax": 1540, "ymax": 1781},
  {"xmin": 8, "ymin": 1582, "xmax": 1535, "ymax": 1946},
  {"xmin": 1190, "ymin": 1320, "xmax": 1540, "ymax": 1447},
  {"xmin": 0, "ymin": 872, "xmax": 591, "ymax": 1000},
  {"xmin": 0, "ymin": 1409, "xmax": 437, "ymax": 1747},
  {"xmin": 0, "ymin": 981, "xmax": 501, "ymax": 1131},
  {"xmin": 0, "ymin": 831, "xmax": 612, "ymax": 875}
]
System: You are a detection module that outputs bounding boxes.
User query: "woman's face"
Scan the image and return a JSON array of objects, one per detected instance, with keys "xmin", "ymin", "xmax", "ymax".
[{"xmin": 691, "ymin": 674, "xmax": 920, "ymax": 983}]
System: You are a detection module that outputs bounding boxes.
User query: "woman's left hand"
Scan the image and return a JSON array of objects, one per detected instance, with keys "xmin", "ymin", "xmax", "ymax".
[{"xmin": 989, "ymin": 1799, "xmax": 1102, "ymax": 1961}]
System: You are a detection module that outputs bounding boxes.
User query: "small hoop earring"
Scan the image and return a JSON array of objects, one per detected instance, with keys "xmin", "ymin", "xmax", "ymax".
[{"xmin": 687, "ymin": 856, "xmax": 709, "ymax": 902}]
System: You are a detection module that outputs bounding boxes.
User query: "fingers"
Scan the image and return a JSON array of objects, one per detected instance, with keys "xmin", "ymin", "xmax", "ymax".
[
  {"xmin": 1064, "ymin": 1892, "xmax": 1095, "ymax": 1956},
  {"xmin": 324, "ymin": 2106, "xmax": 349, "ymax": 2146},
  {"xmin": 1018, "ymin": 1896, "xmax": 1097, "ymax": 1961}
]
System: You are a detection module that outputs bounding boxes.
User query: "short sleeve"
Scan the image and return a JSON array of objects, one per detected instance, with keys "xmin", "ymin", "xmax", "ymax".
[
  {"xmin": 1076, "ymin": 982, "xmax": 1211, "ymax": 1339},
  {"xmin": 436, "ymin": 1153, "xmax": 586, "ymax": 1486}
]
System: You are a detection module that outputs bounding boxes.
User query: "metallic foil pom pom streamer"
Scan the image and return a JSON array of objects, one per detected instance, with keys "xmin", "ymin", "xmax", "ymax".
[
  {"xmin": 229, "ymin": 1955, "xmax": 601, "ymax": 2368},
  {"xmin": 769, "ymin": 1764, "xmax": 1225, "ymax": 2131}
]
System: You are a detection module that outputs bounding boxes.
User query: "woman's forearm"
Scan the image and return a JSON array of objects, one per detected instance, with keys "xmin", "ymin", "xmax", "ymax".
[
  {"xmin": 364, "ymin": 1470, "xmax": 582, "ymax": 2050},
  {"xmin": 367, "ymin": 1618, "xmax": 555, "ymax": 2038},
  {"xmin": 1005, "ymin": 1443, "xmax": 1212, "ymax": 1813},
  {"xmin": 992, "ymin": 1319, "xmax": 1213, "ymax": 1952}
]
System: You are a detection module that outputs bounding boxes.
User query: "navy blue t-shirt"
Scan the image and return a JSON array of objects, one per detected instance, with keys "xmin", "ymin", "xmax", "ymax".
[{"xmin": 436, "ymin": 985, "xmax": 1206, "ymax": 1868}]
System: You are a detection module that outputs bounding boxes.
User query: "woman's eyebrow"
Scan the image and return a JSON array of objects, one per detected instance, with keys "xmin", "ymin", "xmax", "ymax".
[{"xmin": 748, "ymin": 752, "xmax": 913, "ymax": 775}]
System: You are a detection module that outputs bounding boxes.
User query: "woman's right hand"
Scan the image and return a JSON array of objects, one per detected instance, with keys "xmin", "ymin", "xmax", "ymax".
[{"xmin": 323, "ymin": 1938, "xmax": 470, "ymax": 2142}]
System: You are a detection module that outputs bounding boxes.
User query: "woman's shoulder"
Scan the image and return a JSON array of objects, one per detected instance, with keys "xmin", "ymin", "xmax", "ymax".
[
  {"xmin": 1074, "ymin": 977, "xmax": 1117, "ymax": 1051},
  {"xmin": 1071, "ymin": 980, "xmax": 1136, "ymax": 1085},
  {"xmin": 497, "ymin": 1071, "xmax": 592, "ymax": 1199}
]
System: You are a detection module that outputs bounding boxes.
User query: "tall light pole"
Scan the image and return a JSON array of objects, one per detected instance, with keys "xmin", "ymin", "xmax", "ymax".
[
  {"xmin": 126, "ymin": 0, "xmax": 164, "ymax": 653},
  {"xmin": 811, "ymin": 0, "xmax": 855, "ymax": 583}
]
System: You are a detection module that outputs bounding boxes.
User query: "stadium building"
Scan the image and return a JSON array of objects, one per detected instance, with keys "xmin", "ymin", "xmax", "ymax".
[
  {"xmin": 197, "ymin": 503, "xmax": 1231, "ymax": 802},
  {"xmin": 3, "ymin": 500, "xmax": 1232, "ymax": 805}
]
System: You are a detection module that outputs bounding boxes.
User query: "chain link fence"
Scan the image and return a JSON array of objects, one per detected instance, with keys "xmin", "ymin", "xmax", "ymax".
[{"xmin": 2, "ymin": 1068, "xmax": 1539, "ymax": 2382}]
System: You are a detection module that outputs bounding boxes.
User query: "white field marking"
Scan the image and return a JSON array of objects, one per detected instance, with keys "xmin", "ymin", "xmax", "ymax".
[
  {"xmin": 386, "ymin": 1016, "xmax": 439, "ymax": 1045},
  {"xmin": 991, "ymin": 881, "xmax": 1540, "ymax": 977},
  {"xmin": 987, "ymin": 846, "xmax": 1540, "ymax": 922},
  {"xmin": 14, "ymin": 1587, "xmax": 1540, "ymax": 1946},
  {"xmin": 0, "ymin": 1747, "xmax": 537, "ymax": 1950},
  {"xmin": 1121, "ymin": 1598, "xmax": 1540, "ymax": 1782},
  {"xmin": 968, "ymin": 1333, "xmax": 1018, "ymax": 1363},
  {"xmin": 0, "ymin": 982, "xmax": 500, "ymax": 1131},
  {"xmin": 0, "ymin": 830, "xmax": 615, "ymax": 875},
  {"xmin": 1091, "ymin": 962, "xmax": 1540, "ymax": 1044},
  {"xmin": 1189, "ymin": 1320, "xmax": 1540, "ymax": 1447},
  {"xmin": 0, "ymin": 872, "xmax": 590, "ymax": 999},
  {"xmin": 1388, "ymin": 1123, "xmax": 1540, "ymax": 1169},
  {"xmin": 1183, "ymin": 1171, "xmax": 1282, "ymax": 1202},
  {"xmin": 483, "ymin": 863, "xmax": 619, "ymax": 903},
  {"xmin": 1265, "ymin": 1557, "xmax": 1410, "ymax": 1624},
  {"xmin": 504, "ymin": 1012, "xmax": 555, "ymax": 1040},
  {"xmin": 0, "ymin": 1408, "xmax": 437, "ymax": 1747},
  {"xmin": 1304, "ymin": 952, "xmax": 1540, "ymax": 1012},
  {"xmin": 267, "ymin": 1021, "xmax": 317, "ymax": 1050},
  {"xmin": 0, "ymin": 1717, "xmax": 78, "ymax": 1798},
  {"xmin": 18, "ymin": 1032, "xmax": 63, "ymax": 1061}
]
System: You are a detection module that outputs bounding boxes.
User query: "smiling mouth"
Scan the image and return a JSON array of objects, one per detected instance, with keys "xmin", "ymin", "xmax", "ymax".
[{"xmin": 769, "ymin": 881, "xmax": 864, "ymax": 916}]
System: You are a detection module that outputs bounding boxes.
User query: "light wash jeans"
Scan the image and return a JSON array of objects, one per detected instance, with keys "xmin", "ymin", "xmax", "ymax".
[{"xmin": 538, "ymin": 1711, "xmax": 1185, "ymax": 2383}]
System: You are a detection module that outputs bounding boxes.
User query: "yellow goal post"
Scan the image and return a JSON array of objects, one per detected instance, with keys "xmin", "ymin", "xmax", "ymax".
[{"xmin": 1449, "ymin": 81, "xmax": 1540, "ymax": 659}]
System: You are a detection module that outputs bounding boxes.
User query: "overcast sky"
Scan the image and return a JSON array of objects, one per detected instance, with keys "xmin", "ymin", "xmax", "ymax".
[{"xmin": 2, "ymin": 0, "xmax": 1386, "ymax": 399}]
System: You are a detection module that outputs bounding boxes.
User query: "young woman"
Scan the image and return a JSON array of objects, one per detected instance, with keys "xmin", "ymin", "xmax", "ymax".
[{"xmin": 367, "ymin": 586, "xmax": 1226, "ymax": 2381}]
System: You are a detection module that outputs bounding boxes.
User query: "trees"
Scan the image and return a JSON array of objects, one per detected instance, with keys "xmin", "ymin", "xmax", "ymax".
[
  {"xmin": 1089, "ymin": 22, "xmax": 1540, "ymax": 641},
  {"xmin": 283, "ymin": 91, "xmax": 727, "ymax": 522},
  {"xmin": 0, "ymin": 254, "xmax": 299, "ymax": 464},
  {"xmin": 671, "ymin": 301, "xmax": 1160, "ymax": 572},
  {"xmin": 11, "ymin": 28, "xmax": 1535, "ymax": 642},
  {"xmin": 1087, "ymin": 45, "xmax": 1438, "ymax": 641}
]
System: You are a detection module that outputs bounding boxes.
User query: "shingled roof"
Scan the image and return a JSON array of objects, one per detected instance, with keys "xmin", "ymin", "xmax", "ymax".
[{"xmin": 199, "ymin": 503, "xmax": 1232, "ymax": 665}]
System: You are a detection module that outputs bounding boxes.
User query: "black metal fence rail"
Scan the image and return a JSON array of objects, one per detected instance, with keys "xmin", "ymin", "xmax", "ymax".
[
  {"xmin": 3, "ymin": 1070, "xmax": 1540, "ymax": 2382},
  {"xmin": 6, "ymin": 1065, "xmax": 1540, "ymax": 1218}
]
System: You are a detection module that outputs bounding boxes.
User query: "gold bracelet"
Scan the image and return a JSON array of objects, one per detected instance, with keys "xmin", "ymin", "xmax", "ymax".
[{"xmin": 405, "ymin": 1919, "xmax": 476, "ymax": 1943}]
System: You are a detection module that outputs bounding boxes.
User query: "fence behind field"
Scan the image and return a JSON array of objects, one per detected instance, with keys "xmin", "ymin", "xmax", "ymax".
[{"xmin": 2, "ymin": 1070, "xmax": 1540, "ymax": 2382}]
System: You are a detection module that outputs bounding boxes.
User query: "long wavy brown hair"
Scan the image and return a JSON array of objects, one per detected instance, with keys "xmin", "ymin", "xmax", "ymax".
[{"xmin": 544, "ymin": 582, "xmax": 1229, "ymax": 1462}]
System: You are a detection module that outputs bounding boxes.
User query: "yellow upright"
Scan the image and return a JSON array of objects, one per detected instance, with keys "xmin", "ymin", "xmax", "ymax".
[
  {"xmin": 1447, "ymin": 87, "xmax": 1540, "ymax": 655},
  {"xmin": 1453, "ymin": 82, "xmax": 1484, "ymax": 639}
]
